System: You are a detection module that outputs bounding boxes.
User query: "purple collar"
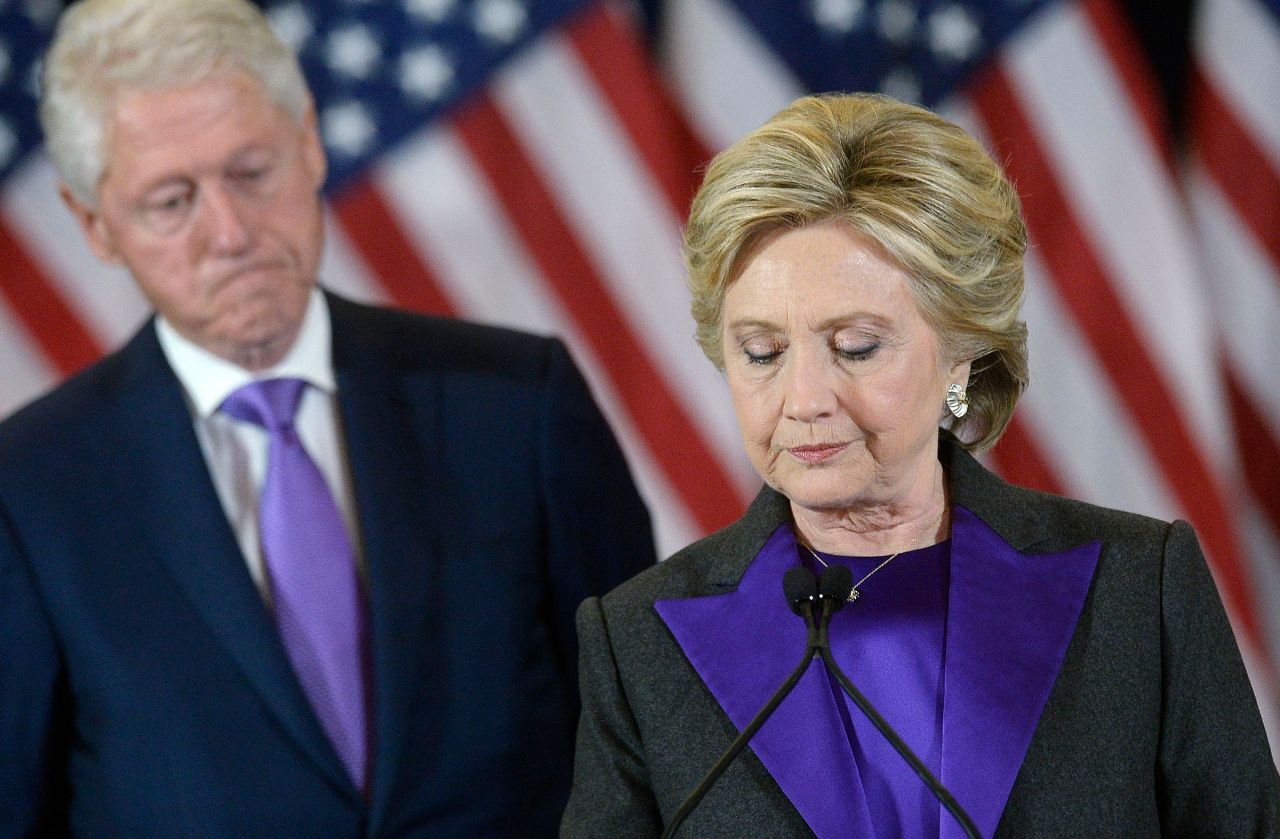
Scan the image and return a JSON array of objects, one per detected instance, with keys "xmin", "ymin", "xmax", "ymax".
[{"xmin": 655, "ymin": 505, "xmax": 1100, "ymax": 839}]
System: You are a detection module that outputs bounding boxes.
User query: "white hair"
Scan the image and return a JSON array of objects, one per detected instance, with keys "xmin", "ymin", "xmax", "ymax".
[{"xmin": 39, "ymin": 0, "xmax": 311, "ymax": 205}]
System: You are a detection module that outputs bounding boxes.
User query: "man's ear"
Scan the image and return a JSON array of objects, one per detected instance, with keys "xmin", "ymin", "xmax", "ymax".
[{"xmin": 60, "ymin": 183, "xmax": 123, "ymax": 265}]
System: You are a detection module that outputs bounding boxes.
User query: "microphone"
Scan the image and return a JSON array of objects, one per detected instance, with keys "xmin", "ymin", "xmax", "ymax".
[
  {"xmin": 814, "ymin": 563, "xmax": 852, "ymax": 647},
  {"xmin": 783, "ymin": 565, "xmax": 819, "ymax": 617},
  {"xmin": 660, "ymin": 566, "xmax": 823, "ymax": 839},
  {"xmin": 812, "ymin": 566, "xmax": 982, "ymax": 839},
  {"xmin": 817, "ymin": 562, "xmax": 853, "ymax": 605},
  {"xmin": 784, "ymin": 565, "xmax": 820, "ymax": 648}
]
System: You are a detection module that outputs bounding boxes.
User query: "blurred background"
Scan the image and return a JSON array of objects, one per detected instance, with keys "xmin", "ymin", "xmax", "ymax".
[{"xmin": 1, "ymin": 0, "xmax": 1277, "ymax": 745}]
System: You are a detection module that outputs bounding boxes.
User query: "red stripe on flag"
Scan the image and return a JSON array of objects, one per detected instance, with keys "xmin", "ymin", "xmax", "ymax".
[
  {"xmin": 564, "ymin": 2, "xmax": 712, "ymax": 217},
  {"xmin": 1226, "ymin": 368, "xmax": 1280, "ymax": 540},
  {"xmin": 332, "ymin": 177, "xmax": 458, "ymax": 316},
  {"xmin": 451, "ymin": 94, "xmax": 744, "ymax": 534},
  {"xmin": 1081, "ymin": 0, "xmax": 1174, "ymax": 169},
  {"xmin": 0, "ymin": 220, "xmax": 101, "ymax": 376},
  {"xmin": 1189, "ymin": 65, "xmax": 1280, "ymax": 274},
  {"xmin": 989, "ymin": 415, "xmax": 1067, "ymax": 497},
  {"xmin": 970, "ymin": 66, "xmax": 1262, "ymax": 646}
]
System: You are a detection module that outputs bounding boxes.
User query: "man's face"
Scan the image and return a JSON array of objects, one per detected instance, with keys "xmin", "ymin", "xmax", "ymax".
[{"xmin": 67, "ymin": 71, "xmax": 327, "ymax": 370}]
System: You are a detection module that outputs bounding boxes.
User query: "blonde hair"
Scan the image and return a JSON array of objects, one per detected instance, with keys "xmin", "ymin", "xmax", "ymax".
[
  {"xmin": 685, "ymin": 93, "xmax": 1028, "ymax": 452},
  {"xmin": 40, "ymin": 0, "xmax": 310, "ymax": 205}
]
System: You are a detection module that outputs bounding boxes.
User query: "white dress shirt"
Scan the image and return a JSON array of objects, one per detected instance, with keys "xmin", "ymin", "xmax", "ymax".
[{"xmin": 156, "ymin": 290, "xmax": 364, "ymax": 601}]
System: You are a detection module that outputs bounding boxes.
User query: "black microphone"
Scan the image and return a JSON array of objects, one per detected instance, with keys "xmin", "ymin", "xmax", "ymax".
[
  {"xmin": 783, "ymin": 565, "xmax": 819, "ymax": 617},
  {"xmin": 812, "ymin": 566, "xmax": 982, "ymax": 839},
  {"xmin": 784, "ymin": 565, "xmax": 820, "ymax": 648},
  {"xmin": 659, "ymin": 566, "xmax": 824, "ymax": 839},
  {"xmin": 814, "ymin": 563, "xmax": 852, "ymax": 648},
  {"xmin": 817, "ymin": 562, "xmax": 853, "ymax": 605}
]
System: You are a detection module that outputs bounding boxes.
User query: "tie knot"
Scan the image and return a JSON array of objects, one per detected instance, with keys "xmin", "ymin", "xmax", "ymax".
[{"xmin": 220, "ymin": 377, "xmax": 308, "ymax": 433}]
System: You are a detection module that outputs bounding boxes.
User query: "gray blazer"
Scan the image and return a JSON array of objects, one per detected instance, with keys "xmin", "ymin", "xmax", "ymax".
[{"xmin": 563, "ymin": 434, "xmax": 1279, "ymax": 837}]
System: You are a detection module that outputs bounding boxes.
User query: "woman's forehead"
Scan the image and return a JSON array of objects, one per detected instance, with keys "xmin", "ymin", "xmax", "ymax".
[{"xmin": 726, "ymin": 223, "xmax": 920, "ymax": 323}]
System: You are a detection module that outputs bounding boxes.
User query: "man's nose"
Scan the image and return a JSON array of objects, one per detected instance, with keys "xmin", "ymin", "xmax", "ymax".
[{"xmin": 200, "ymin": 182, "xmax": 253, "ymax": 254}]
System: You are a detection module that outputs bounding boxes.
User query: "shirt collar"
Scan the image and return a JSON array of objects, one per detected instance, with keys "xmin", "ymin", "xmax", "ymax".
[{"xmin": 156, "ymin": 288, "xmax": 336, "ymax": 419}]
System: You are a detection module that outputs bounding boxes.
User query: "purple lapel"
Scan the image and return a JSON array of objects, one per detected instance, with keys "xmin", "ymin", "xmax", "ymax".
[
  {"xmin": 656, "ymin": 507, "xmax": 1099, "ymax": 839},
  {"xmin": 656, "ymin": 524, "xmax": 874, "ymax": 838},
  {"xmin": 938, "ymin": 506, "xmax": 1099, "ymax": 839}
]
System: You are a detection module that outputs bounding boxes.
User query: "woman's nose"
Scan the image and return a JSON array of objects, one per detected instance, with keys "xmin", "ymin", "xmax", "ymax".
[{"xmin": 781, "ymin": 345, "xmax": 839, "ymax": 422}]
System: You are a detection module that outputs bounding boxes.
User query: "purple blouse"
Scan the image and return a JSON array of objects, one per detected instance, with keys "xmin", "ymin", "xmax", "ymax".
[{"xmin": 805, "ymin": 541, "xmax": 952, "ymax": 839}]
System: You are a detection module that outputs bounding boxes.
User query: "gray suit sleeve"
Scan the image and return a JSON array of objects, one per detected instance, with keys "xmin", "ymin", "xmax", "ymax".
[
  {"xmin": 561, "ymin": 596, "xmax": 662, "ymax": 838},
  {"xmin": 1156, "ymin": 519, "xmax": 1280, "ymax": 835}
]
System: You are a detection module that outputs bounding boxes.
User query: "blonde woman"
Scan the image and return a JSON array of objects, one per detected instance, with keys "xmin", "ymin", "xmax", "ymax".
[{"xmin": 562, "ymin": 94, "xmax": 1278, "ymax": 838}]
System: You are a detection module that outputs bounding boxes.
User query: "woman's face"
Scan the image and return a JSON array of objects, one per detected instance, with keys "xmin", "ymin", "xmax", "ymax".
[{"xmin": 722, "ymin": 220, "xmax": 968, "ymax": 515}]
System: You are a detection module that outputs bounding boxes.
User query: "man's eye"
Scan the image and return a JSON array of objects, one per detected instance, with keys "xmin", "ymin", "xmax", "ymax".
[
  {"xmin": 144, "ymin": 190, "xmax": 190, "ymax": 211},
  {"xmin": 229, "ymin": 153, "xmax": 279, "ymax": 189},
  {"xmin": 139, "ymin": 190, "xmax": 194, "ymax": 232},
  {"xmin": 154, "ymin": 195, "xmax": 188, "ymax": 211},
  {"xmin": 233, "ymin": 166, "xmax": 269, "ymax": 182}
]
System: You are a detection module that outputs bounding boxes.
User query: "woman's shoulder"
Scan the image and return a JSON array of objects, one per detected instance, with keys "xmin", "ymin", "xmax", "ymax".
[
  {"xmin": 1004, "ymin": 483, "xmax": 1176, "ymax": 546},
  {"xmin": 946, "ymin": 439, "xmax": 1183, "ymax": 556},
  {"xmin": 600, "ymin": 485, "xmax": 790, "ymax": 609},
  {"xmin": 601, "ymin": 526, "xmax": 754, "ymax": 612}
]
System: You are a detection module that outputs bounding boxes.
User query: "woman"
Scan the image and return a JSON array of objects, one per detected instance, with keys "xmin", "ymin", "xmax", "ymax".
[{"xmin": 561, "ymin": 94, "xmax": 1278, "ymax": 838}]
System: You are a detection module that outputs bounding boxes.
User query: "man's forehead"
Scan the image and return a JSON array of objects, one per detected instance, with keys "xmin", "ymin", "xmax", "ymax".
[
  {"xmin": 100, "ymin": 73, "xmax": 298, "ymax": 183},
  {"xmin": 108, "ymin": 70, "xmax": 283, "ymax": 132}
]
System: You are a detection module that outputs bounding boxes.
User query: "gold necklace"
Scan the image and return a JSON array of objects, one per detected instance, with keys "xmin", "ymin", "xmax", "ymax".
[{"xmin": 800, "ymin": 511, "xmax": 945, "ymax": 603}]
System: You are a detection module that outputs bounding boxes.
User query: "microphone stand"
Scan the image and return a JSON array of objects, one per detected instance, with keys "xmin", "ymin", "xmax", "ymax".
[
  {"xmin": 814, "ymin": 566, "xmax": 982, "ymax": 839},
  {"xmin": 659, "ymin": 568, "xmax": 826, "ymax": 839},
  {"xmin": 660, "ymin": 566, "xmax": 983, "ymax": 839}
]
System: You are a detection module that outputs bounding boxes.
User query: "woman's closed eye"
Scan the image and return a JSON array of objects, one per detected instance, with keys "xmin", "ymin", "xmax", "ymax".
[
  {"xmin": 836, "ymin": 341, "xmax": 880, "ymax": 362},
  {"xmin": 745, "ymin": 348, "xmax": 783, "ymax": 365},
  {"xmin": 738, "ymin": 335, "xmax": 784, "ymax": 365}
]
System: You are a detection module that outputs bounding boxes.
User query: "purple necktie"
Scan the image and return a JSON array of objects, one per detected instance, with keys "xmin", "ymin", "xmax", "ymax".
[{"xmin": 221, "ymin": 378, "xmax": 369, "ymax": 791}]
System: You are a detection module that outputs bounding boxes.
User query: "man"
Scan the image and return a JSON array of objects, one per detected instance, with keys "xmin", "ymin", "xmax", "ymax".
[{"xmin": 0, "ymin": 0, "xmax": 655, "ymax": 835}]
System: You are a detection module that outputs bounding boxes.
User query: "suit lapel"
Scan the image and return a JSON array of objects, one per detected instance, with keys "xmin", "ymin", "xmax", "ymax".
[
  {"xmin": 656, "ymin": 523, "xmax": 875, "ymax": 839},
  {"xmin": 328, "ymin": 297, "xmax": 446, "ymax": 832},
  {"xmin": 104, "ymin": 323, "xmax": 356, "ymax": 799},
  {"xmin": 937, "ymin": 505, "xmax": 1099, "ymax": 839}
]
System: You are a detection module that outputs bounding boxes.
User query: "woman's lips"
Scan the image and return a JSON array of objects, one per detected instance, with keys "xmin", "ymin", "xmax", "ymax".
[{"xmin": 786, "ymin": 443, "xmax": 848, "ymax": 464}]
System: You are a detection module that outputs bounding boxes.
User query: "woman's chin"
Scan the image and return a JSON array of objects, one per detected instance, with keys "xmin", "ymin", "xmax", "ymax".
[{"xmin": 776, "ymin": 479, "xmax": 868, "ymax": 516}]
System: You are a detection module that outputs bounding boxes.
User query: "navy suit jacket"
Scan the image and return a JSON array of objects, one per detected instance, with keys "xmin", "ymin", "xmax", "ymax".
[{"xmin": 0, "ymin": 292, "xmax": 656, "ymax": 837}]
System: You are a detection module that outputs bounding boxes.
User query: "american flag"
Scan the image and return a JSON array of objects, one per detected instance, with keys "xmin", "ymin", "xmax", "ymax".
[{"xmin": 1, "ymin": 0, "xmax": 1277, "ymax": 747}]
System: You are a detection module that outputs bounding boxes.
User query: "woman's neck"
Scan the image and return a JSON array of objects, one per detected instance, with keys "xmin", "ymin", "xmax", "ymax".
[{"xmin": 791, "ymin": 464, "xmax": 949, "ymax": 556}]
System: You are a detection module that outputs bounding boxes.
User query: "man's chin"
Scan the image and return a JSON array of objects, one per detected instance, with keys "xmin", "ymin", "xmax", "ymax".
[{"xmin": 206, "ymin": 318, "xmax": 302, "ymax": 371}]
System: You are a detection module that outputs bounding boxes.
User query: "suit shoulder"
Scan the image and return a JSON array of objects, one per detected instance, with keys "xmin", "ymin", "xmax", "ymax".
[
  {"xmin": 1029, "ymin": 487, "xmax": 1171, "ymax": 546},
  {"xmin": 975, "ymin": 477, "xmax": 1180, "ymax": 568},
  {"xmin": 0, "ymin": 344, "xmax": 138, "ymax": 465},
  {"xmin": 598, "ymin": 526, "xmax": 744, "ymax": 617},
  {"xmin": 946, "ymin": 435, "xmax": 1176, "ymax": 553},
  {"xmin": 329, "ymin": 294, "xmax": 562, "ymax": 379},
  {"xmin": 597, "ymin": 488, "xmax": 788, "ymax": 621}
]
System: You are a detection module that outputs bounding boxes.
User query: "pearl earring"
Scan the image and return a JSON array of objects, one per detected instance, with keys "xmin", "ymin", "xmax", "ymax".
[{"xmin": 946, "ymin": 383, "xmax": 969, "ymax": 418}]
